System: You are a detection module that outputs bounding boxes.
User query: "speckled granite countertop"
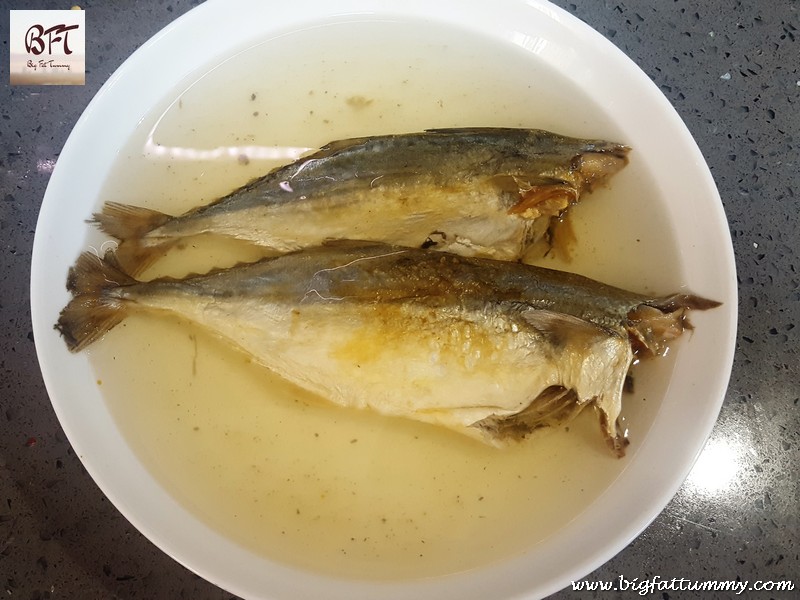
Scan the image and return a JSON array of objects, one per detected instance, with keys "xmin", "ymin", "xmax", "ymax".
[{"xmin": 1, "ymin": 1, "xmax": 797, "ymax": 598}]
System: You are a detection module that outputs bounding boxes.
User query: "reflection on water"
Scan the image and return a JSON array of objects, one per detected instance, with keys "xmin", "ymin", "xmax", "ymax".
[{"xmin": 143, "ymin": 133, "xmax": 312, "ymax": 162}]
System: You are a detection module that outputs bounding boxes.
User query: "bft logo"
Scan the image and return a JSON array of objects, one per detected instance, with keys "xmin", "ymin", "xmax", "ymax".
[
  {"xmin": 10, "ymin": 10, "xmax": 86, "ymax": 85},
  {"xmin": 25, "ymin": 23, "xmax": 81, "ymax": 56}
]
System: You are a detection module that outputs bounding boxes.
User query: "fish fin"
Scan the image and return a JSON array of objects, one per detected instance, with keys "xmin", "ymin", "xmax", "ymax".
[
  {"xmin": 91, "ymin": 202, "xmax": 172, "ymax": 241},
  {"xmin": 506, "ymin": 183, "xmax": 578, "ymax": 218},
  {"xmin": 472, "ymin": 385, "xmax": 630, "ymax": 458},
  {"xmin": 65, "ymin": 251, "xmax": 136, "ymax": 294},
  {"xmin": 596, "ymin": 409, "xmax": 630, "ymax": 458},
  {"xmin": 472, "ymin": 386, "xmax": 583, "ymax": 440},
  {"xmin": 56, "ymin": 252, "xmax": 135, "ymax": 352},
  {"xmin": 424, "ymin": 126, "xmax": 528, "ymax": 136},
  {"xmin": 627, "ymin": 293, "xmax": 722, "ymax": 356},
  {"xmin": 112, "ymin": 239, "xmax": 177, "ymax": 277},
  {"xmin": 516, "ymin": 306, "xmax": 617, "ymax": 345},
  {"xmin": 89, "ymin": 202, "xmax": 178, "ymax": 275},
  {"xmin": 515, "ymin": 308, "xmax": 631, "ymax": 456},
  {"xmin": 312, "ymin": 136, "xmax": 373, "ymax": 158},
  {"xmin": 545, "ymin": 211, "xmax": 578, "ymax": 262}
]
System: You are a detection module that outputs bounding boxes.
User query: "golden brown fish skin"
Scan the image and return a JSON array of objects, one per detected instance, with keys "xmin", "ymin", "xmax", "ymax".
[
  {"xmin": 56, "ymin": 242, "xmax": 718, "ymax": 456},
  {"xmin": 92, "ymin": 128, "xmax": 630, "ymax": 273}
]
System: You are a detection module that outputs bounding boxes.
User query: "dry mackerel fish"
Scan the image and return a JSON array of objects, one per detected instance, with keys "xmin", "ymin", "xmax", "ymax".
[
  {"xmin": 92, "ymin": 127, "xmax": 629, "ymax": 274},
  {"xmin": 56, "ymin": 241, "xmax": 720, "ymax": 456}
]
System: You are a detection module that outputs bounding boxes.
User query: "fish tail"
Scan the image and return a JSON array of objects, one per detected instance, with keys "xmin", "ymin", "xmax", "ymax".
[
  {"xmin": 91, "ymin": 202, "xmax": 172, "ymax": 241},
  {"xmin": 626, "ymin": 293, "xmax": 722, "ymax": 357},
  {"xmin": 111, "ymin": 238, "xmax": 178, "ymax": 277},
  {"xmin": 56, "ymin": 252, "xmax": 137, "ymax": 352},
  {"xmin": 90, "ymin": 202, "xmax": 177, "ymax": 275}
]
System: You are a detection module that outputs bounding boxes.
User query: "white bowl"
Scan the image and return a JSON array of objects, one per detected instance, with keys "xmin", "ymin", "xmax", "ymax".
[{"xmin": 31, "ymin": 1, "xmax": 737, "ymax": 598}]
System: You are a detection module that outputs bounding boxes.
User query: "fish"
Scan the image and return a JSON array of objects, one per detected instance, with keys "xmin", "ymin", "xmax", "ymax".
[
  {"xmin": 56, "ymin": 241, "xmax": 719, "ymax": 456},
  {"xmin": 92, "ymin": 127, "xmax": 629, "ymax": 274}
]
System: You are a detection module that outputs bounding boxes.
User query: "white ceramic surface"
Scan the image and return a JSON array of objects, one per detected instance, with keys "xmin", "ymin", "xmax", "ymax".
[{"xmin": 30, "ymin": 1, "xmax": 737, "ymax": 598}]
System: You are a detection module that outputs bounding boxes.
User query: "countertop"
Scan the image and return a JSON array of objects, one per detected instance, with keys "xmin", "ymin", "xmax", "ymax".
[{"xmin": 1, "ymin": 1, "xmax": 797, "ymax": 598}]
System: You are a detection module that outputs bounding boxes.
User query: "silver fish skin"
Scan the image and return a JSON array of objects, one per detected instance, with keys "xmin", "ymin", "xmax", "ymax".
[
  {"xmin": 92, "ymin": 128, "xmax": 629, "ymax": 273},
  {"xmin": 56, "ymin": 242, "xmax": 718, "ymax": 456}
]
